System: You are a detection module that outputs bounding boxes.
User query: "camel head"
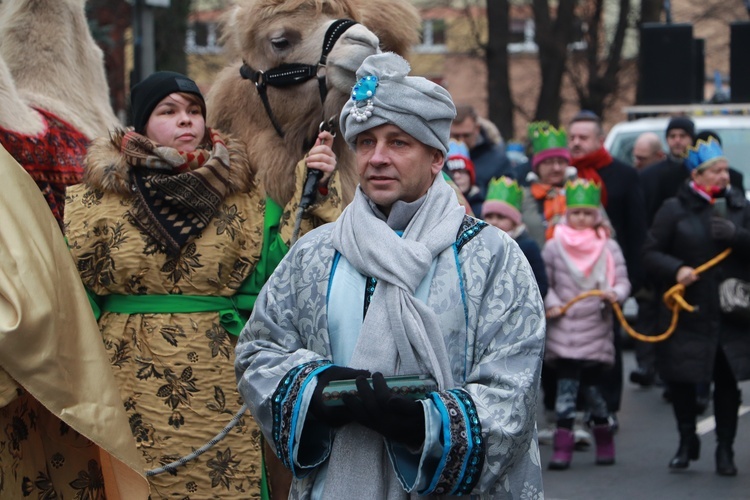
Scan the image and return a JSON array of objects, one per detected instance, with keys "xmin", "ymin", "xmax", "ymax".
[{"xmin": 207, "ymin": 0, "xmax": 420, "ymax": 207}]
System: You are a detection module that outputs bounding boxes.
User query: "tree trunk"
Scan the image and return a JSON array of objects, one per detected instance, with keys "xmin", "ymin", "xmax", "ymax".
[
  {"xmin": 532, "ymin": 0, "xmax": 577, "ymax": 125},
  {"xmin": 486, "ymin": 0, "xmax": 514, "ymax": 140},
  {"xmin": 153, "ymin": 0, "xmax": 191, "ymax": 74},
  {"xmin": 578, "ymin": 0, "xmax": 631, "ymax": 119}
]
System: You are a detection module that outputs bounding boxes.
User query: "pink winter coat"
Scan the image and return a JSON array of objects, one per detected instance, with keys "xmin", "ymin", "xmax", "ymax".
[{"xmin": 542, "ymin": 236, "xmax": 631, "ymax": 366}]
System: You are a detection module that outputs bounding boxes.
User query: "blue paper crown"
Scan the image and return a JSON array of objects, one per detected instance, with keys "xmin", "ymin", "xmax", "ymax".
[{"xmin": 685, "ymin": 137, "xmax": 726, "ymax": 171}]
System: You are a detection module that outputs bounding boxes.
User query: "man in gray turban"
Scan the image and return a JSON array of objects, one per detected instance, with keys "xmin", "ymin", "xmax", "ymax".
[{"xmin": 236, "ymin": 52, "xmax": 545, "ymax": 499}]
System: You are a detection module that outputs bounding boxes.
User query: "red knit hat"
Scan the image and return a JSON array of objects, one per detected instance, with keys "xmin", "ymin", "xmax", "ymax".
[{"xmin": 444, "ymin": 154, "xmax": 476, "ymax": 185}]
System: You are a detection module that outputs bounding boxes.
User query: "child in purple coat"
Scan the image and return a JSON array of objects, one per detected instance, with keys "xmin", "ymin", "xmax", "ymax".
[{"xmin": 542, "ymin": 179, "xmax": 631, "ymax": 470}]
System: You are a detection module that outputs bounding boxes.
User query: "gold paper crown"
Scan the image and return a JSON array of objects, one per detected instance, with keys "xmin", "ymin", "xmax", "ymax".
[
  {"xmin": 565, "ymin": 179, "xmax": 601, "ymax": 208},
  {"xmin": 486, "ymin": 176, "xmax": 523, "ymax": 211}
]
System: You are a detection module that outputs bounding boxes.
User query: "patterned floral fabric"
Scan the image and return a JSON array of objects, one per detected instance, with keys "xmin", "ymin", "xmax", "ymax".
[
  {"xmin": 65, "ymin": 184, "xmax": 266, "ymax": 499},
  {"xmin": 0, "ymin": 390, "xmax": 109, "ymax": 499}
]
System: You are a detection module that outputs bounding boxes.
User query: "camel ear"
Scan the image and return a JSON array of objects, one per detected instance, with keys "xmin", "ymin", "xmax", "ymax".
[{"xmin": 355, "ymin": 0, "xmax": 420, "ymax": 56}]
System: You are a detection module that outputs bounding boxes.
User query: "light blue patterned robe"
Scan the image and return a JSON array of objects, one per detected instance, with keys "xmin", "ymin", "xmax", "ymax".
[{"xmin": 235, "ymin": 216, "xmax": 546, "ymax": 499}]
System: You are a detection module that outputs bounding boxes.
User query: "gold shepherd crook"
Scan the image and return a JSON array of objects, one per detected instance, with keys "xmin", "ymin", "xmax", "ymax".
[{"xmin": 548, "ymin": 248, "xmax": 732, "ymax": 343}]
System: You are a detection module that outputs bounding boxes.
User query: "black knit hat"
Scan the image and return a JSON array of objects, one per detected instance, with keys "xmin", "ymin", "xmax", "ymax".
[
  {"xmin": 695, "ymin": 129, "xmax": 722, "ymax": 145},
  {"xmin": 665, "ymin": 116, "xmax": 695, "ymax": 139},
  {"xmin": 130, "ymin": 71, "xmax": 205, "ymax": 133}
]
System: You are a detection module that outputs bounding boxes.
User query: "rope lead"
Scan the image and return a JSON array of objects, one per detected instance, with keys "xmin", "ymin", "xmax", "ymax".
[{"xmin": 549, "ymin": 248, "xmax": 732, "ymax": 343}]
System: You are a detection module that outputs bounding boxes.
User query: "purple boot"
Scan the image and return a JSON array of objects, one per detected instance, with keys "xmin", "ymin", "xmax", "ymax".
[
  {"xmin": 549, "ymin": 428, "xmax": 575, "ymax": 470},
  {"xmin": 592, "ymin": 424, "xmax": 615, "ymax": 465}
]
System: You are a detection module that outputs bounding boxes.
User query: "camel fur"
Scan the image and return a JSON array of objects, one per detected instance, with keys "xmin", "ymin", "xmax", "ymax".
[
  {"xmin": 206, "ymin": 0, "xmax": 420, "ymax": 207},
  {"xmin": 0, "ymin": 0, "xmax": 118, "ymax": 139}
]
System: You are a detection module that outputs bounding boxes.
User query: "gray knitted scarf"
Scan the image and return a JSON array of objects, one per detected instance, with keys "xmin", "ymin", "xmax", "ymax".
[{"xmin": 325, "ymin": 174, "xmax": 465, "ymax": 498}]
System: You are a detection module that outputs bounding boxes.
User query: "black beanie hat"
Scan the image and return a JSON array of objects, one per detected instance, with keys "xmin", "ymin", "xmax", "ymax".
[
  {"xmin": 130, "ymin": 71, "xmax": 205, "ymax": 133},
  {"xmin": 695, "ymin": 129, "xmax": 722, "ymax": 145},
  {"xmin": 665, "ymin": 116, "xmax": 695, "ymax": 139}
]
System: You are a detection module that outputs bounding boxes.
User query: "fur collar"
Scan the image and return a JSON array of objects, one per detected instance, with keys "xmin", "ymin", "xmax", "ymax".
[{"xmin": 83, "ymin": 128, "xmax": 254, "ymax": 195}]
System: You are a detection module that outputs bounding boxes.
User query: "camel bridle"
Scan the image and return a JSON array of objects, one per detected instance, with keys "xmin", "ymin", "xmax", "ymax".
[{"xmin": 239, "ymin": 18, "xmax": 359, "ymax": 138}]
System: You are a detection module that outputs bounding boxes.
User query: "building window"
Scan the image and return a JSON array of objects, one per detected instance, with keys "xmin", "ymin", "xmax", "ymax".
[
  {"xmin": 508, "ymin": 18, "xmax": 526, "ymax": 45},
  {"xmin": 415, "ymin": 19, "xmax": 447, "ymax": 54},
  {"xmin": 508, "ymin": 19, "xmax": 537, "ymax": 54},
  {"xmin": 507, "ymin": 19, "xmax": 587, "ymax": 54},
  {"xmin": 186, "ymin": 21, "xmax": 223, "ymax": 55},
  {"xmin": 193, "ymin": 22, "xmax": 209, "ymax": 47}
]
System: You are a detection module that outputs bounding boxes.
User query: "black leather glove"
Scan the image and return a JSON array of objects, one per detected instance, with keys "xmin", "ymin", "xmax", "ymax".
[
  {"xmin": 342, "ymin": 372, "xmax": 426, "ymax": 449},
  {"xmin": 711, "ymin": 216, "xmax": 736, "ymax": 242},
  {"xmin": 309, "ymin": 365, "xmax": 371, "ymax": 428}
]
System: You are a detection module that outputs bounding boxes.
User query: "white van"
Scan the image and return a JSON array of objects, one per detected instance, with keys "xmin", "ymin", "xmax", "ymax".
[{"xmin": 604, "ymin": 115, "xmax": 750, "ymax": 180}]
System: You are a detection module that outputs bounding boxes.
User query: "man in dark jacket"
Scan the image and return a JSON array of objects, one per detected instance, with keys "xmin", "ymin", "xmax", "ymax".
[
  {"xmin": 568, "ymin": 110, "xmax": 648, "ymax": 427},
  {"xmin": 640, "ymin": 117, "xmax": 696, "ymax": 226},
  {"xmin": 450, "ymin": 105, "xmax": 515, "ymax": 197}
]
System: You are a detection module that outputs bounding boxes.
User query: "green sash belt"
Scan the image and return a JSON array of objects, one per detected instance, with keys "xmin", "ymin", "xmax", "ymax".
[
  {"xmin": 101, "ymin": 294, "xmax": 250, "ymax": 337},
  {"xmin": 86, "ymin": 195, "xmax": 289, "ymax": 339}
]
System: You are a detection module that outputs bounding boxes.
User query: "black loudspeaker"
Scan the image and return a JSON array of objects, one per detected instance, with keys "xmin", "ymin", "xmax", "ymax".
[
  {"xmin": 638, "ymin": 23, "xmax": 695, "ymax": 105},
  {"xmin": 730, "ymin": 22, "xmax": 750, "ymax": 103},
  {"xmin": 693, "ymin": 38, "xmax": 705, "ymax": 103}
]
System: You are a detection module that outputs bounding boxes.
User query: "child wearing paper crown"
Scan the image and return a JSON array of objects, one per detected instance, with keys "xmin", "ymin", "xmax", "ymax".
[
  {"xmin": 522, "ymin": 122, "xmax": 577, "ymax": 245},
  {"xmin": 443, "ymin": 140, "xmax": 484, "ymax": 215},
  {"xmin": 483, "ymin": 176, "xmax": 547, "ymax": 298},
  {"xmin": 542, "ymin": 179, "xmax": 631, "ymax": 471}
]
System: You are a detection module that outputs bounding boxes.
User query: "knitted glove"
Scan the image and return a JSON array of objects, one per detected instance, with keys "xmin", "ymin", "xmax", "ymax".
[
  {"xmin": 343, "ymin": 372, "xmax": 426, "ymax": 449},
  {"xmin": 309, "ymin": 365, "xmax": 371, "ymax": 428},
  {"xmin": 711, "ymin": 216, "xmax": 736, "ymax": 242}
]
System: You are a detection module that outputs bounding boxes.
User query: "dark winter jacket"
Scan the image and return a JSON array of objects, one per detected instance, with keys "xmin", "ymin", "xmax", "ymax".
[
  {"xmin": 642, "ymin": 184, "xmax": 750, "ymax": 384},
  {"xmin": 640, "ymin": 157, "xmax": 690, "ymax": 227},
  {"xmin": 464, "ymin": 185, "xmax": 485, "ymax": 218},
  {"xmin": 516, "ymin": 229, "xmax": 548, "ymax": 299},
  {"xmin": 471, "ymin": 127, "xmax": 514, "ymax": 198},
  {"xmin": 598, "ymin": 158, "xmax": 648, "ymax": 292}
]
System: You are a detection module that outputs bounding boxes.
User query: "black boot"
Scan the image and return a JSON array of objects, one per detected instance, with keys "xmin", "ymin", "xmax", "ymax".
[
  {"xmin": 629, "ymin": 366, "xmax": 655, "ymax": 387},
  {"xmin": 716, "ymin": 442, "xmax": 738, "ymax": 476},
  {"xmin": 669, "ymin": 433, "xmax": 700, "ymax": 469}
]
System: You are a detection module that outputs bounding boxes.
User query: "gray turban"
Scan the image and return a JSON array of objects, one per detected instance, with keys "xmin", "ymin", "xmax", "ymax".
[{"xmin": 340, "ymin": 52, "xmax": 456, "ymax": 156}]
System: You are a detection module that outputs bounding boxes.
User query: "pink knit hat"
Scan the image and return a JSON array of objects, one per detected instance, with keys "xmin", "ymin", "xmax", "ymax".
[
  {"xmin": 531, "ymin": 147, "xmax": 571, "ymax": 171},
  {"xmin": 481, "ymin": 200, "xmax": 522, "ymax": 225}
]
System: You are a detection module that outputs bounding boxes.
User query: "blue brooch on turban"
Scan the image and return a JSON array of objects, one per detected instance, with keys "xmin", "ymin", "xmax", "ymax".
[{"xmin": 348, "ymin": 75, "xmax": 378, "ymax": 122}]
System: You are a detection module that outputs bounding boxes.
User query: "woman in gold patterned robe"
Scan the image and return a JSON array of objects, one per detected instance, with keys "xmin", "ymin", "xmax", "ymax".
[{"xmin": 64, "ymin": 72, "xmax": 341, "ymax": 499}]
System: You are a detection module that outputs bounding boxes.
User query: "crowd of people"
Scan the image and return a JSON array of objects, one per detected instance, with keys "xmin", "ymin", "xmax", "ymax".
[
  {"xmin": 3, "ymin": 47, "xmax": 749, "ymax": 500},
  {"xmin": 443, "ymin": 101, "xmax": 749, "ymax": 478}
]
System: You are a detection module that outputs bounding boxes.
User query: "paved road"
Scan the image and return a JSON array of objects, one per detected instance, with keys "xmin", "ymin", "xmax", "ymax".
[{"xmin": 537, "ymin": 347, "xmax": 750, "ymax": 499}]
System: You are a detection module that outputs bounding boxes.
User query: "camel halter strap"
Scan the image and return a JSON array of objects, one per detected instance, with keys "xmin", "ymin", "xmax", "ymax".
[{"xmin": 239, "ymin": 18, "xmax": 359, "ymax": 138}]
